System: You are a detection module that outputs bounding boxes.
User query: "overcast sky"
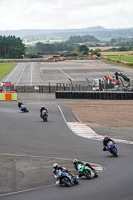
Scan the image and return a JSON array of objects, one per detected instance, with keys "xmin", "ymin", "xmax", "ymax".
[{"xmin": 0, "ymin": 0, "xmax": 133, "ymax": 30}]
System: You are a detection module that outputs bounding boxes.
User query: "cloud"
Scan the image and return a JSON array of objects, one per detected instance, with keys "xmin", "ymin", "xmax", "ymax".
[{"xmin": 0, "ymin": 0, "xmax": 133, "ymax": 30}]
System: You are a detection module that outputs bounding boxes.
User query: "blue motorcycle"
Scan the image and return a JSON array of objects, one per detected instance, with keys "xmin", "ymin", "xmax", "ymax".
[
  {"xmin": 107, "ymin": 141, "xmax": 118, "ymax": 157},
  {"xmin": 56, "ymin": 169, "xmax": 79, "ymax": 187},
  {"xmin": 20, "ymin": 105, "xmax": 29, "ymax": 113},
  {"xmin": 18, "ymin": 102, "xmax": 29, "ymax": 113}
]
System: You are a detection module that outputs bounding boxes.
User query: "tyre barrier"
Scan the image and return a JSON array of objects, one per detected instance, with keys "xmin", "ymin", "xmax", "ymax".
[
  {"xmin": 0, "ymin": 93, "xmax": 17, "ymax": 101},
  {"xmin": 55, "ymin": 91, "xmax": 133, "ymax": 100}
]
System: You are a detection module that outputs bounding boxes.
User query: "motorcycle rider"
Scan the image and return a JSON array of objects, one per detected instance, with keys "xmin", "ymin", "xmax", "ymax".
[
  {"xmin": 73, "ymin": 159, "xmax": 98, "ymax": 177},
  {"xmin": 103, "ymin": 135, "xmax": 115, "ymax": 151},
  {"xmin": 40, "ymin": 105, "xmax": 48, "ymax": 118},
  {"xmin": 18, "ymin": 101, "xmax": 23, "ymax": 108},
  {"xmin": 18, "ymin": 101, "xmax": 29, "ymax": 112},
  {"xmin": 53, "ymin": 163, "xmax": 75, "ymax": 184}
]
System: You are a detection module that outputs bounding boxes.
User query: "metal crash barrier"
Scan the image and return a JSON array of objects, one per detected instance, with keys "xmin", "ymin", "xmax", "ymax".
[
  {"xmin": 0, "ymin": 93, "xmax": 17, "ymax": 101},
  {"xmin": 55, "ymin": 91, "xmax": 133, "ymax": 100}
]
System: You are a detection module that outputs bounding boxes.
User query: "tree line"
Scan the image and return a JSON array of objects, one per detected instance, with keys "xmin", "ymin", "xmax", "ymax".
[
  {"xmin": 0, "ymin": 36, "xmax": 26, "ymax": 58},
  {"xmin": 68, "ymin": 35, "xmax": 99, "ymax": 43},
  {"xmin": 27, "ymin": 41, "xmax": 80, "ymax": 53},
  {"xmin": 1, "ymin": 35, "xmax": 133, "ymax": 59}
]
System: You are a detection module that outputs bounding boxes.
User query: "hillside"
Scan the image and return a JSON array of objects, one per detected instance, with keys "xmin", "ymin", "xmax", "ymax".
[{"xmin": 0, "ymin": 26, "xmax": 133, "ymax": 42}]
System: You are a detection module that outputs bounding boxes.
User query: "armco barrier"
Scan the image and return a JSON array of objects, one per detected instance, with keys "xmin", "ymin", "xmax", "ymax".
[
  {"xmin": 55, "ymin": 91, "xmax": 133, "ymax": 100},
  {"xmin": 0, "ymin": 93, "xmax": 17, "ymax": 101}
]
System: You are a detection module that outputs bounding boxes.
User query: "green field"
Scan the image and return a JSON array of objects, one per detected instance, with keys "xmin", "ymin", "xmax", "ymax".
[
  {"xmin": 106, "ymin": 55, "xmax": 133, "ymax": 63},
  {"xmin": 0, "ymin": 63, "xmax": 16, "ymax": 80}
]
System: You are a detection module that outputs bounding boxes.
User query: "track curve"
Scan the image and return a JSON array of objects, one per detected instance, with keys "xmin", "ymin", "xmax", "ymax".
[{"xmin": 0, "ymin": 100, "xmax": 133, "ymax": 200}]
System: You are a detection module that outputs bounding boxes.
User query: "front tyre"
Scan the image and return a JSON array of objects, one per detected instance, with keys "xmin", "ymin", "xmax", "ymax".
[
  {"xmin": 73, "ymin": 177, "xmax": 79, "ymax": 185},
  {"xmin": 83, "ymin": 170, "xmax": 91, "ymax": 179},
  {"xmin": 112, "ymin": 148, "xmax": 118, "ymax": 157},
  {"xmin": 62, "ymin": 177, "xmax": 72, "ymax": 187}
]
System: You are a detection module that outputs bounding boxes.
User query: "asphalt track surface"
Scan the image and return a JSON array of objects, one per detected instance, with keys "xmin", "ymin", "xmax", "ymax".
[
  {"xmin": 0, "ymin": 95, "xmax": 133, "ymax": 200},
  {"xmin": 2, "ymin": 60, "xmax": 133, "ymax": 85},
  {"xmin": 0, "ymin": 60, "xmax": 133, "ymax": 199}
]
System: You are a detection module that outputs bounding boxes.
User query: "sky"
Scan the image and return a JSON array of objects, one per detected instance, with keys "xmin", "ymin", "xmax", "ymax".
[{"xmin": 0, "ymin": 0, "xmax": 133, "ymax": 30}]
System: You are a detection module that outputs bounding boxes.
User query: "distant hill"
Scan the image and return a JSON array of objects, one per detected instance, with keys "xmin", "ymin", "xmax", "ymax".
[{"xmin": 0, "ymin": 26, "xmax": 133, "ymax": 42}]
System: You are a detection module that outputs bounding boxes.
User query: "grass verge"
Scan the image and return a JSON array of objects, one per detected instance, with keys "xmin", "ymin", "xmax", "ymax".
[
  {"xmin": 0, "ymin": 62, "xmax": 16, "ymax": 81},
  {"xmin": 101, "ymin": 57, "xmax": 133, "ymax": 69}
]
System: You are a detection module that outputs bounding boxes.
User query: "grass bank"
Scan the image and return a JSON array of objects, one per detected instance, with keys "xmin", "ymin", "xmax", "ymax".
[
  {"xmin": 105, "ymin": 55, "xmax": 133, "ymax": 63},
  {"xmin": 101, "ymin": 56, "xmax": 133, "ymax": 69},
  {"xmin": 0, "ymin": 62, "xmax": 16, "ymax": 80}
]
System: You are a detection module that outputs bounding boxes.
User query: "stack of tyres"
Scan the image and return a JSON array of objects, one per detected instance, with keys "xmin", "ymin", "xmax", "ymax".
[
  {"xmin": 121, "ymin": 92, "xmax": 124, "ymax": 100},
  {"xmin": 87, "ymin": 92, "xmax": 91, "ymax": 99},
  {"xmin": 92, "ymin": 92, "xmax": 96, "ymax": 99},
  {"xmin": 107, "ymin": 92, "xmax": 113, "ymax": 100},
  {"xmin": 60, "ymin": 91, "xmax": 64, "ymax": 98},
  {"xmin": 125, "ymin": 93, "xmax": 129, "ymax": 100},
  {"xmin": 117, "ymin": 92, "xmax": 121, "ymax": 100},
  {"xmin": 95, "ymin": 92, "xmax": 99, "ymax": 99},
  {"xmin": 84, "ymin": 92, "xmax": 87, "ymax": 99},
  {"xmin": 104, "ymin": 92, "xmax": 107, "ymax": 100},
  {"xmin": 73, "ymin": 91, "xmax": 77, "ymax": 99},
  {"xmin": 100, "ymin": 92, "xmax": 104, "ymax": 100},
  {"xmin": 81, "ymin": 92, "xmax": 84, "ymax": 99},
  {"xmin": 129, "ymin": 93, "xmax": 133, "ymax": 99},
  {"xmin": 115, "ymin": 93, "xmax": 118, "ymax": 100},
  {"xmin": 65, "ymin": 91, "xmax": 69, "ymax": 99},
  {"xmin": 78, "ymin": 91, "xmax": 81, "ymax": 99}
]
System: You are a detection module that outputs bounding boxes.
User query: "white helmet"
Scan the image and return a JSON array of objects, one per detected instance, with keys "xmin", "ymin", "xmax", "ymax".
[{"xmin": 53, "ymin": 163, "xmax": 58, "ymax": 169}]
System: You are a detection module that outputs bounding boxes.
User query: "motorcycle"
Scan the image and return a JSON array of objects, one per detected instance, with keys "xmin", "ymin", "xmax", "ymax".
[
  {"xmin": 18, "ymin": 102, "xmax": 29, "ymax": 113},
  {"xmin": 41, "ymin": 110, "xmax": 48, "ymax": 122},
  {"xmin": 20, "ymin": 105, "xmax": 29, "ymax": 113},
  {"xmin": 77, "ymin": 164, "xmax": 98, "ymax": 179},
  {"xmin": 55, "ymin": 169, "xmax": 79, "ymax": 187},
  {"xmin": 107, "ymin": 141, "xmax": 118, "ymax": 157}
]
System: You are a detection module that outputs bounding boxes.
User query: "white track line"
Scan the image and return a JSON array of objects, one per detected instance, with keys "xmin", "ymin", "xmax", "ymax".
[
  {"xmin": 4, "ymin": 63, "xmax": 20, "ymax": 82},
  {"xmin": 30, "ymin": 62, "xmax": 33, "ymax": 86},
  {"xmin": 57, "ymin": 67, "xmax": 73, "ymax": 80},
  {"xmin": 16, "ymin": 63, "xmax": 26, "ymax": 85}
]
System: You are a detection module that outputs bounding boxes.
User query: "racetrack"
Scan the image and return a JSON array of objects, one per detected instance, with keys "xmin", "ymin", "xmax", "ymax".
[
  {"xmin": 2, "ymin": 60, "xmax": 133, "ymax": 85},
  {"xmin": 0, "ymin": 95, "xmax": 133, "ymax": 200},
  {"xmin": 0, "ymin": 60, "xmax": 133, "ymax": 200}
]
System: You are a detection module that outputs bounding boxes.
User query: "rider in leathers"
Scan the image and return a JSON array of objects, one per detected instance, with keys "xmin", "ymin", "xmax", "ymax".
[
  {"xmin": 73, "ymin": 159, "xmax": 97, "ymax": 177},
  {"xmin": 103, "ymin": 135, "xmax": 115, "ymax": 151},
  {"xmin": 40, "ymin": 105, "xmax": 48, "ymax": 117},
  {"xmin": 53, "ymin": 163, "xmax": 74, "ymax": 184}
]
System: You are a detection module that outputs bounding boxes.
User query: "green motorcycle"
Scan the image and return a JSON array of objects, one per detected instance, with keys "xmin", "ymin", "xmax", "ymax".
[{"xmin": 77, "ymin": 164, "xmax": 98, "ymax": 179}]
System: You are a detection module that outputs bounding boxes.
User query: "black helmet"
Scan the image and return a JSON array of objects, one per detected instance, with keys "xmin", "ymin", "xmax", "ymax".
[{"xmin": 73, "ymin": 159, "xmax": 78, "ymax": 165}]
